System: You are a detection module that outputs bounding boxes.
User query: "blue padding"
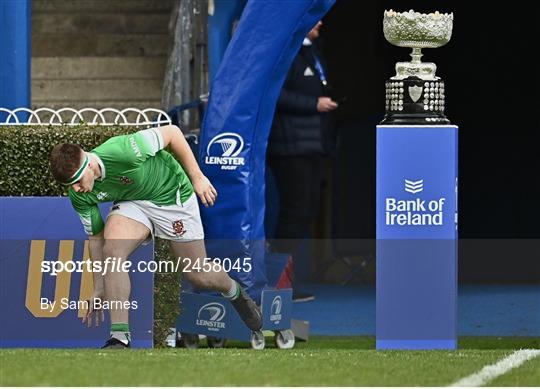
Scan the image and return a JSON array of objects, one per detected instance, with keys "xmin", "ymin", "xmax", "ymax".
[
  {"xmin": 176, "ymin": 289, "xmax": 292, "ymax": 340},
  {"xmin": 199, "ymin": 0, "xmax": 335, "ymax": 302},
  {"xmin": 0, "ymin": 197, "xmax": 154, "ymax": 348},
  {"xmin": 0, "ymin": 0, "xmax": 31, "ymax": 121},
  {"xmin": 1, "ymin": 197, "xmax": 110, "ymax": 239}
]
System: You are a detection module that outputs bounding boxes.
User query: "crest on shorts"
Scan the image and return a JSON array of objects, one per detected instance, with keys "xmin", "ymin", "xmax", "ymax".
[
  {"xmin": 119, "ymin": 176, "xmax": 134, "ymax": 185},
  {"xmin": 172, "ymin": 220, "xmax": 186, "ymax": 237}
]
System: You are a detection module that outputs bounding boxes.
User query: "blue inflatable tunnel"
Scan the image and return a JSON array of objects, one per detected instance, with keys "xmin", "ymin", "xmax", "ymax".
[{"xmin": 199, "ymin": 0, "xmax": 335, "ymax": 302}]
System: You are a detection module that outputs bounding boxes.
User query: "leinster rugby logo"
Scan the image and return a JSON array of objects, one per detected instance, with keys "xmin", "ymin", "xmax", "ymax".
[
  {"xmin": 119, "ymin": 176, "xmax": 133, "ymax": 185},
  {"xmin": 270, "ymin": 295, "xmax": 282, "ymax": 324},
  {"xmin": 205, "ymin": 132, "xmax": 245, "ymax": 170},
  {"xmin": 196, "ymin": 303, "xmax": 226, "ymax": 331}
]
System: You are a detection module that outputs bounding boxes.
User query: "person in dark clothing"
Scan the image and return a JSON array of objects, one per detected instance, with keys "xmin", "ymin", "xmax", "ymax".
[{"xmin": 267, "ymin": 21, "xmax": 338, "ymax": 302}]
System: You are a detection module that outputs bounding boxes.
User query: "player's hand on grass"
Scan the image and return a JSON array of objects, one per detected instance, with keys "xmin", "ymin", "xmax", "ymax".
[
  {"xmin": 193, "ymin": 174, "xmax": 217, "ymax": 207},
  {"xmin": 82, "ymin": 292, "xmax": 105, "ymax": 327}
]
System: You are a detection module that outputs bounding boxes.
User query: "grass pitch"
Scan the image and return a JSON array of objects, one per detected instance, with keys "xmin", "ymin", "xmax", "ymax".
[{"xmin": 1, "ymin": 337, "xmax": 539, "ymax": 386}]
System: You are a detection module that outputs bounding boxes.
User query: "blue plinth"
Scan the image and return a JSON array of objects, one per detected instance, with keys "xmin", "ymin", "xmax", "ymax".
[{"xmin": 376, "ymin": 125, "xmax": 458, "ymax": 350}]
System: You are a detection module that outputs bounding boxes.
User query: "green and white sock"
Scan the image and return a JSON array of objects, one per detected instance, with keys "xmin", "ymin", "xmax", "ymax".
[
  {"xmin": 110, "ymin": 323, "xmax": 131, "ymax": 345},
  {"xmin": 222, "ymin": 280, "xmax": 240, "ymax": 300}
]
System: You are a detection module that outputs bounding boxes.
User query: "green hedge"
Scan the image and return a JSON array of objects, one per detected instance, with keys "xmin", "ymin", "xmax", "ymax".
[{"xmin": 0, "ymin": 125, "xmax": 180, "ymax": 347}]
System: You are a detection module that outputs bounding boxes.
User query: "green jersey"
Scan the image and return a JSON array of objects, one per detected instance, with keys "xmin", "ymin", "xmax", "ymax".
[{"xmin": 69, "ymin": 128, "xmax": 194, "ymax": 235}]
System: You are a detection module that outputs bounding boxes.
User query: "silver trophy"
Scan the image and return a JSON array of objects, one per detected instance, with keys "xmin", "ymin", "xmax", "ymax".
[{"xmin": 381, "ymin": 9, "xmax": 454, "ymax": 124}]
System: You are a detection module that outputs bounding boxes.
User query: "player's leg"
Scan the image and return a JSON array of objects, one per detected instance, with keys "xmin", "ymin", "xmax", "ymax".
[
  {"xmin": 169, "ymin": 239, "xmax": 231, "ymax": 291},
  {"xmin": 169, "ymin": 239, "xmax": 262, "ymax": 331},
  {"xmin": 101, "ymin": 212, "xmax": 150, "ymax": 348},
  {"xmin": 147, "ymin": 193, "xmax": 262, "ymax": 331}
]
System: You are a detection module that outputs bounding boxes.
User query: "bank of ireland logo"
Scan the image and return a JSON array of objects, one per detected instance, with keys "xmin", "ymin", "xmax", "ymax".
[
  {"xmin": 386, "ymin": 178, "xmax": 446, "ymax": 226},
  {"xmin": 405, "ymin": 179, "xmax": 423, "ymax": 194},
  {"xmin": 196, "ymin": 302, "xmax": 226, "ymax": 331},
  {"xmin": 270, "ymin": 296, "xmax": 282, "ymax": 324},
  {"xmin": 205, "ymin": 132, "xmax": 245, "ymax": 170}
]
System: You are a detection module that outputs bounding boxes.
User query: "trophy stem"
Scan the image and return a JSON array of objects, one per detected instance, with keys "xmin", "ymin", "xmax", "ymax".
[{"xmin": 410, "ymin": 47, "xmax": 423, "ymax": 64}]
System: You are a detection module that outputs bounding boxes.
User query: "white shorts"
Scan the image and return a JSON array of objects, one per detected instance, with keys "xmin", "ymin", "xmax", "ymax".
[{"xmin": 108, "ymin": 193, "xmax": 204, "ymax": 242}]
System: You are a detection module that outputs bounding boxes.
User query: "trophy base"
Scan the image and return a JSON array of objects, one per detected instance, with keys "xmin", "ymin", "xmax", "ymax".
[
  {"xmin": 381, "ymin": 76, "xmax": 451, "ymax": 125},
  {"xmin": 380, "ymin": 113, "xmax": 450, "ymax": 125}
]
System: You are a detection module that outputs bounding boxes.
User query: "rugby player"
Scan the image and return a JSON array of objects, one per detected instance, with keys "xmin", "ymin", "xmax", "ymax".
[{"xmin": 49, "ymin": 125, "xmax": 262, "ymax": 349}]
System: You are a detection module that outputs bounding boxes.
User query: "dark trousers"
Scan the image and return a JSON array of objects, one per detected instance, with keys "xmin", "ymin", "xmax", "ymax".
[{"xmin": 267, "ymin": 155, "xmax": 323, "ymax": 258}]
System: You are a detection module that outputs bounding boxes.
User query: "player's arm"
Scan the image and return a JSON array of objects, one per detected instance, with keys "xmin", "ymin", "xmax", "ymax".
[
  {"xmin": 158, "ymin": 125, "xmax": 217, "ymax": 207},
  {"xmin": 88, "ymin": 232, "xmax": 105, "ymax": 296},
  {"xmin": 69, "ymin": 194, "xmax": 106, "ymax": 326},
  {"xmin": 84, "ymin": 231, "xmax": 106, "ymax": 327}
]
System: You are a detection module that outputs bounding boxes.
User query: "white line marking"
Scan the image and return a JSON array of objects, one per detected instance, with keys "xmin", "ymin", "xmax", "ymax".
[{"xmin": 450, "ymin": 349, "xmax": 540, "ymax": 387}]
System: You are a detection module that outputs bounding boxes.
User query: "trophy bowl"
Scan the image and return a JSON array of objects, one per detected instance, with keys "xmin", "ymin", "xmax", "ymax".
[{"xmin": 383, "ymin": 9, "xmax": 453, "ymax": 49}]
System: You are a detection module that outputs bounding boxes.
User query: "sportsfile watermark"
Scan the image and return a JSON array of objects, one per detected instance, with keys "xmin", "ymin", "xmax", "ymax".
[{"xmin": 40, "ymin": 256, "xmax": 252, "ymax": 276}]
